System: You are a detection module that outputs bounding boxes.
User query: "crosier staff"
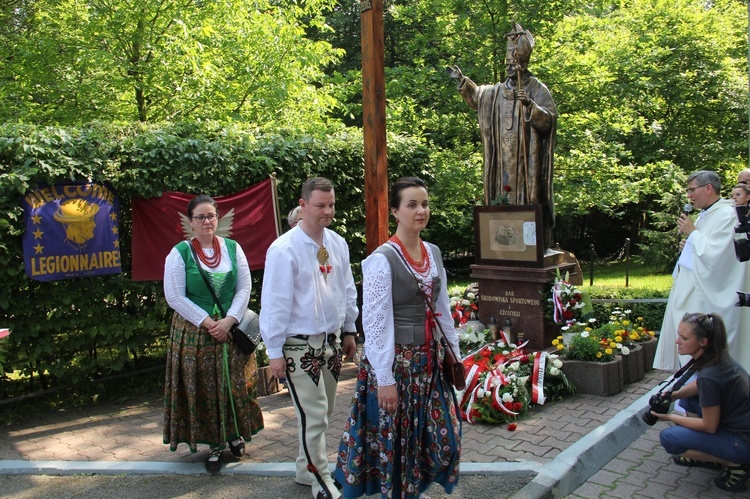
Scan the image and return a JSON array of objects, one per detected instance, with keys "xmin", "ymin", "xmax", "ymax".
[{"xmin": 506, "ymin": 28, "xmax": 528, "ymax": 197}]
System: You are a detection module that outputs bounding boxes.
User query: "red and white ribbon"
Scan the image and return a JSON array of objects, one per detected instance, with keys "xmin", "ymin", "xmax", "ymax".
[
  {"xmin": 458, "ymin": 363, "xmax": 482, "ymax": 409},
  {"xmin": 531, "ymin": 351, "xmax": 547, "ymax": 405}
]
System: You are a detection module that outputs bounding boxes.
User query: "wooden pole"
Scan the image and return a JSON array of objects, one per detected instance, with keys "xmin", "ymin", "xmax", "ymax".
[{"xmin": 361, "ymin": 0, "xmax": 389, "ymax": 254}]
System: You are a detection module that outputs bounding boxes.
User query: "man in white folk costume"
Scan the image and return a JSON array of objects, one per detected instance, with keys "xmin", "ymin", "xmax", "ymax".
[{"xmin": 259, "ymin": 177, "xmax": 358, "ymax": 499}]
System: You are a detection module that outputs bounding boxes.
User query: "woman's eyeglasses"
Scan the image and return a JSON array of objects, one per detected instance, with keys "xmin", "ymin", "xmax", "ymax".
[{"xmin": 191, "ymin": 214, "xmax": 218, "ymax": 223}]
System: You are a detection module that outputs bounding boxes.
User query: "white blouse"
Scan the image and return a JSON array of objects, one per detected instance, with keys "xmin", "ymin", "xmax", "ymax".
[
  {"xmin": 362, "ymin": 242, "xmax": 458, "ymax": 387},
  {"xmin": 163, "ymin": 238, "xmax": 251, "ymax": 328}
]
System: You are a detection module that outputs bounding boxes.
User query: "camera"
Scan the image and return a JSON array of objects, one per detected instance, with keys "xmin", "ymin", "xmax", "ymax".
[
  {"xmin": 642, "ymin": 359, "xmax": 695, "ymax": 426},
  {"xmin": 641, "ymin": 390, "xmax": 674, "ymax": 426},
  {"xmin": 734, "ymin": 205, "xmax": 750, "ymax": 262}
]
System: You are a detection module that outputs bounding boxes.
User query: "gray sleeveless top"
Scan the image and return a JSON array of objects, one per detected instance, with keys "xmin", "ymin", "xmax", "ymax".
[{"xmin": 374, "ymin": 242, "xmax": 444, "ymax": 346}]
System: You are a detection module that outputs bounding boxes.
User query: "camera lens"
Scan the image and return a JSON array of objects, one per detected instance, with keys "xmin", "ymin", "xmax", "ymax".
[{"xmin": 641, "ymin": 410, "xmax": 658, "ymax": 426}]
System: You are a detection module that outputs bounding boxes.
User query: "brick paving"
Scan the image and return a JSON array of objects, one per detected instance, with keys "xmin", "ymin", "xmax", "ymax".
[{"xmin": 2, "ymin": 361, "xmax": 745, "ymax": 498}]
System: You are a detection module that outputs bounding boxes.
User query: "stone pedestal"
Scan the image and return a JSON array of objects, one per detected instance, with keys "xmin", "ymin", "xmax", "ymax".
[{"xmin": 471, "ymin": 259, "xmax": 579, "ymax": 351}]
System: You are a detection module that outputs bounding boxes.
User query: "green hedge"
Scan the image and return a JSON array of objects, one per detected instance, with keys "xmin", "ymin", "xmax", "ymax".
[
  {"xmin": 0, "ymin": 121, "xmax": 425, "ymax": 397},
  {"xmin": 588, "ymin": 286, "xmax": 670, "ymax": 332}
]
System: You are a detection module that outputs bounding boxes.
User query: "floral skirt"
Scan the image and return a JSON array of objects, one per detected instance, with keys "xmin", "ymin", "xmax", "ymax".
[
  {"xmin": 335, "ymin": 341, "xmax": 461, "ymax": 498},
  {"xmin": 163, "ymin": 313, "xmax": 264, "ymax": 452}
]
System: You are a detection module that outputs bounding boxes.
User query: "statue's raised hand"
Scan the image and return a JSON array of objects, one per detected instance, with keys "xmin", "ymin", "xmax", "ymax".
[{"xmin": 445, "ymin": 65, "xmax": 463, "ymax": 81}]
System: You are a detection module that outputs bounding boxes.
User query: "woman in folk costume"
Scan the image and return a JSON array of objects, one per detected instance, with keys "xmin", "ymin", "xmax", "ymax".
[
  {"xmin": 653, "ymin": 171, "xmax": 750, "ymax": 371},
  {"xmin": 163, "ymin": 194, "xmax": 263, "ymax": 472},
  {"xmin": 335, "ymin": 177, "xmax": 461, "ymax": 498}
]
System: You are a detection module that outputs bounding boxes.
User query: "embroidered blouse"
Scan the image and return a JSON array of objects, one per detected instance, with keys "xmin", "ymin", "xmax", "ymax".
[{"xmin": 362, "ymin": 241, "xmax": 458, "ymax": 387}]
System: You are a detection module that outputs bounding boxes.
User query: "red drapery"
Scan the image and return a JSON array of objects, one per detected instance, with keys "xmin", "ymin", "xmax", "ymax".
[{"xmin": 131, "ymin": 178, "xmax": 280, "ymax": 280}]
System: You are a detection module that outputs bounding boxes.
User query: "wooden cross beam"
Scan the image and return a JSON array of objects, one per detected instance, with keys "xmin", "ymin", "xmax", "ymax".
[{"xmin": 361, "ymin": 0, "xmax": 388, "ymax": 254}]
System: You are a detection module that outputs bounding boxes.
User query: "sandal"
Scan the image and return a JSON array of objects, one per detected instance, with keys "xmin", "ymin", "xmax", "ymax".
[
  {"xmin": 205, "ymin": 448, "xmax": 222, "ymax": 473},
  {"xmin": 715, "ymin": 464, "xmax": 749, "ymax": 492},
  {"xmin": 228, "ymin": 437, "xmax": 245, "ymax": 458},
  {"xmin": 672, "ymin": 455, "xmax": 722, "ymax": 470}
]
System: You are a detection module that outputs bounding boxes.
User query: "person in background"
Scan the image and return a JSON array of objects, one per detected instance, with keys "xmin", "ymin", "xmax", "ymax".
[
  {"xmin": 260, "ymin": 177, "xmax": 358, "ymax": 499},
  {"xmin": 336, "ymin": 177, "xmax": 461, "ymax": 499},
  {"xmin": 738, "ymin": 169, "xmax": 750, "ymax": 185},
  {"xmin": 163, "ymin": 194, "xmax": 263, "ymax": 473},
  {"xmin": 288, "ymin": 205, "xmax": 303, "ymax": 229},
  {"xmin": 731, "ymin": 183, "xmax": 750, "ymax": 207},
  {"xmin": 653, "ymin": 170, "xmax": 750, "ymax": 371},
  {"xmin": 652, "ymin": 312, "xmax": 750, "ymax": 493}
]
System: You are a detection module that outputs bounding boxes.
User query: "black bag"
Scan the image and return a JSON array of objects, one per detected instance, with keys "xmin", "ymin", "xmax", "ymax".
[
  {"xmin": 190, "ymin": 244, "xmax": 261, "ymax": 355},
  {"xmin": 230, "ymin": 309, "xmax": 261, "ymax": 355}
]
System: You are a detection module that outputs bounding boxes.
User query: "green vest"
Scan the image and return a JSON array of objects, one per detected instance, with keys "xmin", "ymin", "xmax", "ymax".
[{"xmin": 176, "ymin": 238, "xmax": 238, "ymax": 317}]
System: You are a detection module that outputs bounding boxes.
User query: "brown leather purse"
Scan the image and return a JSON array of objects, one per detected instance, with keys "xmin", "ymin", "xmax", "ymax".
[{"xmin": 440, "ymin": 334, "xmax": 467, "ymax": 391}]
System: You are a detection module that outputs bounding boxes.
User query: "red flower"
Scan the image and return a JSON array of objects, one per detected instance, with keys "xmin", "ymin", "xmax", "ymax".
[
  {"xmin": 563, "ymin": 309, "xmax": 574, "ymax": 319},
  {"xmin": 520, "ymin": 356, "xmax": 530, "ymax": 365},
  {"xmin": 491, "ymin": 397, "xmax": 503, "ymax": 412},
  {"xmin": 513, "ymin": 401, "xmax": 524, "ymax": 411},
  {"xmin": 569, "ymin": 299, "xmax": 577, "ymax": 306},
  {"xmin": 507, "ymin": 423, "xmax": 517, "ymax": 431},
  {"xmin": 503, "ymin": 185, "xmax": 512, "ymax": 192}
]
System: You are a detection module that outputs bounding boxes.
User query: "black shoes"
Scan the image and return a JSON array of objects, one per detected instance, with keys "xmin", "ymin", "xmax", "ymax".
[
  {"xmin": 228, "ymin": 437, "xmax": 245, "ymax": 458},
  {"xmin": 671, "ymin": 455, "xmax": 722, "ymax": 470},
  {"xmin": 205, "ymin": 448, "xmax": 222, "ymax": 473},
  {"xmin": 715, "ymin": 464, "xmax": 749, "ymax": 492}
]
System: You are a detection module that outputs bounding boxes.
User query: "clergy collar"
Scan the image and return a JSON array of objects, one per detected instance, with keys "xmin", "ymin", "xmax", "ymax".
[{"xmin": 701, "ymin": 197, "xmax": 721, "ymax": 212}]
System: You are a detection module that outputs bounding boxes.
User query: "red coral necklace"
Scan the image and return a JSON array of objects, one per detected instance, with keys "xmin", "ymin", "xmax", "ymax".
[
  {"xmin": 191, "ymin": 237, "xmax": 221, "ymax": 268},
  {"xmin": 390, "ymin": 235, "xmax": 429, "ymax": 274}
]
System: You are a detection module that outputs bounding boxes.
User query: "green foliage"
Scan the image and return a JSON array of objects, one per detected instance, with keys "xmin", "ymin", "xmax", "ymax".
[
  {"xmin": 587, "ymin": 286, "xmax": 669, "ymax": 333},
  {"xmin": 538, "ymin": 0, "xmax": 748, "ymax": 256},
  {"xmin": 0, "ymin": 0, "xmax": 343, "ymax": 126}
]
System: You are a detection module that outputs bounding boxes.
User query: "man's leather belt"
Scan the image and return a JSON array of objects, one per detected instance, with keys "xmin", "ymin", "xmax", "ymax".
[{"xmin": 293, "ymin": 333, "xmax": 337, "ymax": 342}]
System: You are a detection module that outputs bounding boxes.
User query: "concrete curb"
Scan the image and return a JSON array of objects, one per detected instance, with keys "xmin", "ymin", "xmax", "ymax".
[
  {"xmin": 511, "ymin": 383, "xmax": 662, "ymax": 499},
  {"xmin": 0, "ymin": 459, "xmax": 543, "ymax": 478}
]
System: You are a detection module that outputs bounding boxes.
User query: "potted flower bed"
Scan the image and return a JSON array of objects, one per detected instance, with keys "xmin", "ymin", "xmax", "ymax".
[
  {"xmin": 552, "ymin": 328, "xmax": 626, "ymax": 396},
  {"xmin": 596, "ymin": 314, "xmax": 643, "ymax": 384}
]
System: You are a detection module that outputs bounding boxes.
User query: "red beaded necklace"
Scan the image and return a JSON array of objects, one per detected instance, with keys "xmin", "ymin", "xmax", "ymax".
[
  {"xmin": 390, "ymin": 235, "xmax": 430, "ymax": 274},
  {"xmin": 191, "ymin": 237, "xmax": 221, "ymax": 268}
]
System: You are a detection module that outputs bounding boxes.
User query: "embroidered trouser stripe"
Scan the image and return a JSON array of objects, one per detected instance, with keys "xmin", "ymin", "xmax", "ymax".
[{"xmin": 284, "ymin": 337, "xmax": 341, "ymax": 498}]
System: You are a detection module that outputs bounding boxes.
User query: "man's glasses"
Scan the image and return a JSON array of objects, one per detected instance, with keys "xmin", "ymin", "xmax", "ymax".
[
  {"xmin": 686, "ymin": 184, "xmax": 707, "ymax": 194},
  {"xmin": 191, "ymin": 214, "xmax": 218, "ymax": 223}
]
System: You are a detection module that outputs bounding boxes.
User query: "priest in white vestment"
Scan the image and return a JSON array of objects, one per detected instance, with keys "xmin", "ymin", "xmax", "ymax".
[{"xmin": 654, "ymin": 170, "xmax": 750, "ymax": 370}]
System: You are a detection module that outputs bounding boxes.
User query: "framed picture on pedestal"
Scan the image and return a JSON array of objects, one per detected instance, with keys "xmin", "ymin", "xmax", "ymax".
[{"xmin": 474, "ymin": 205, "xmax": 544, "ymax": 266}]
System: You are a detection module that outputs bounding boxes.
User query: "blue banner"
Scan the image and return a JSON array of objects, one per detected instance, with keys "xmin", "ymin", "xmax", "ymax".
[{"xmin": 22, "ymin": 182, "xmax": 121, "ymax": 281}]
